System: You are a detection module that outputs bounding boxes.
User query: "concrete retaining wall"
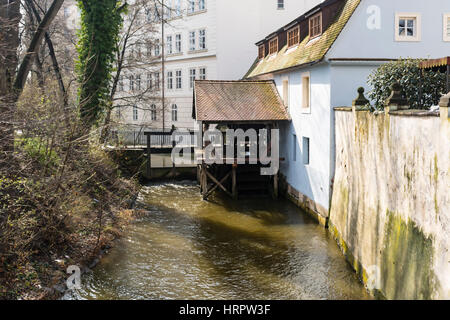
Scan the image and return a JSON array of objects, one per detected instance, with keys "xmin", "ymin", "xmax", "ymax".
[{"xmin": 329, "ymin": 106, "xmax": 449, "ymax": 299}]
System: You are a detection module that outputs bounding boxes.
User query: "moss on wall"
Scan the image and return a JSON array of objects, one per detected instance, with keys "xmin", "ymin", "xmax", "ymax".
[{"xmin": 381, "ymin": 210, "xmax": 436, "ymax": 300}]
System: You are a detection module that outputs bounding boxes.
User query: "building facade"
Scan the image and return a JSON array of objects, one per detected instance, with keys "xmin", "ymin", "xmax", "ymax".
[
  {"xmin": 245, "ymin": 0, "xmax": 450, "ymax": 221},
  {"xmin": 116, "ymin": 0, "xmax": 323, "ymax": 132}
]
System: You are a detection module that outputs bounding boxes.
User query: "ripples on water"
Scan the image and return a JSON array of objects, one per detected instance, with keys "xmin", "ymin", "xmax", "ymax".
[{"xmin": 66, "ymin": 181, "xmax": 371, "ymax": 300}]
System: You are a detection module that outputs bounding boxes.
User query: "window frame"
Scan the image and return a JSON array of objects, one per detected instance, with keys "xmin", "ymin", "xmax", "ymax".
[
  {"xmin": 171, "ymin": 104, "xmax": 178, "ymax": 122},
  {"xmin": 199, "ymin": 0, "xmax": 206, "ymax": 11},
  {"xmin": 277, "ymin": 0, "xmax": 284, "ymax": 10},
  {"xmin": 150, "ymin": 104, "xmax": 157, "ymax": 121},
  {"xmin": 199, "ymin": 67, "xmax": 207, "ymax": 80},
  {"xmin": 175, "ymin": 70, "xmax": 182, "ymax": 89},
  {"xmin": 268, "ymin": 37, "xmax": 278, "ymax": 55},
  {"xmin": 175, "ymin": 34, "xmax": 182, "ymax": 53},
  {"xmin": 199, "ymin": 29, "xmax": 207, "ymax": 50},
  {"xmin": 395, "ymin": 13, "xmax": 421, "ymax": 42},
  {"xmin": 282, "ymin": 77, "xmax": 289, "ymax": 109},
  {"xmin": 444, "ymin": 13, "xmax": 450, "ymax": 42},
  {"xmin": 292, "ymin": 134, "xmax": 297, "ymax": 162},
  {"xmin": 309, "ymin": 12, "xmax": 322, "ymax": 39},
  {"xmin": 302, "ymin": 137, "xmax": 310, "ymax": 165},
  {"xmin": 167, "ymin": 71, "xmax": 173, "ymax": 90},
  {"xmin": 258, "ymin": 44, "xmax": 265, "ymax": 60},
  {"xmin": 189, "ymin": 31, "xmax": 196, "ymax": 51},
  {"xmin": 129, "ymin": 74, "xmax": 135, "ymax": 92},
  {"xmin": 166, "ymin": 35, "xmax": 173, "ymax": 54},
  {"xmin": 287, "ymin": 25, "xmax": 300, "ymax": 48},
  {"xmin": 189, "ymin": 68, "xmax": 197, "ymax": 89},
  {"xmin": 301, "ymin": 72, "xmax": 311, "ymax": 113},
  {"xmin": 132, "ymin": 105, "xmax": 139, "ymax": 121}
]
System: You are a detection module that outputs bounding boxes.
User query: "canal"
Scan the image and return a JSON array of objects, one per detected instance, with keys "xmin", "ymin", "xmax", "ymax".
[{"xmin": 66, "ymin": 181, "xmax": 371, "ymax": 300}]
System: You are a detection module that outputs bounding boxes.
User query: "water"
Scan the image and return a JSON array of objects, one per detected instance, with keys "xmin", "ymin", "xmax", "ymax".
[{"xmin": 67, "ymin": 181, "xmax": 371, "ymax": 300}]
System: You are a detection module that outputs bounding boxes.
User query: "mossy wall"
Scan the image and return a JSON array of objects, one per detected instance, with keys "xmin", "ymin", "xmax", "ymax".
[{"xmin": 329, "ymin": 110, "xmax": 449, "ymax": 299}]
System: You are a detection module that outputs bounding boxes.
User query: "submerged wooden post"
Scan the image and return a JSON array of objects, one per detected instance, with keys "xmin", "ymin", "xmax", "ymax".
[
  {"xmin": 273, "ymin": 173, "xmax": 279, "ymax": 199},
  {"xmin": 232, "ymin": 163, "xmax": 237, "ymax": 200}
]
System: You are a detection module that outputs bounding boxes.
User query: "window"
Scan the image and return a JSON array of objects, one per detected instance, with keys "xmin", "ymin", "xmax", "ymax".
[
  {"xmin": 129, "ymin": 75, "xmax": 135, "ymax": 91},
  {"xmin": 199, "ymin": 29, "xmax": 206, "ymax": 49},
  {"xmin": 258, "ymin": 44, "xmax": 265, "ymax": 60},
  {"xmin": 302, "ymin": 137, "xmax": 310, "ymax": 165},
  {"xmin": 199, "ymin": 0, "xmax": 206, "ymax": 11},
  {"xmin": 136, "ymin": 44, "xmax": 142, "ymax": 58},
  {"xmin": 189, "ymin": 68, "xmax": 196, "ymax": 89},
  {"xmin": 155, "ymin": 72, "xmax": 160, "ymax": 90},
  {"xmin": 154, "ymin": 39, "xmax": 160, "ymax": 56},
  {"xmin": 277, "ymin": 0, "xmax": 284, "ymax": 10},
  {"xmin": 189, "ymin": 0, "xmax": 195, "ymax": 13},
  {"xmin": 136, "ymin": 74, "xmax": 141, "ymax": 91},
  {"xmin": 189, "ymin": 31, "xmax": 196, "ymax": 51},
  {"xmin": 199, "ymin": 67, "xmax": 206, "ymax": 80},
  {"xmin": 145, "ymin": 8, "xmax": 152, "ymax": 22},
  {"xmin": 166, "ymin": 35, "xmax": 173, "ymax": 54},
  {"xmin": 64, "ymin": 7, "xmax": 70, "ymax": 18},
  {"xmin": 118, "ymin": 76, "xmax": 124, "ymax": 91},
  {"xmin": 269, "ymin": 37, "xmax": 278, "ymax": 55},
  {"xmin": 174, "ymin": 0, "xmax": 181, "ymax": 16},
  {"xmin": 133, "ymin": 105, "xmax": 138, "ymax": 121},
  {"xmin": 309, "ymin": 12, "xmax": 322, "ymax": 38},
  {"xmin": 150, "ymin": 104, "xmax": 157, "ymax": 121},
  {"xmin": 287, "ymin": 26, "xmax": 300, "ymax": 47},
  {"xmin": 175, "ymin": 34, "xmax": 182, "ymax": 53},
  {"xmin": 146, "ymin": 41, "xmax": 152, "ymax": 57},
  {"xmin": 116, "ymin": 106, "xmax": 121, "ymax": 119},
  {"xmin": 301, "ymin": 73, "xmax": 310, "ymax": 111},
  {"xmin": 171, "ymin": 104, "xmax": 178, "ymax": 122},
  {"xmin": 167, "ymin": 71, "xmax": 173, "ymax": 89},
  {"xmin": 147, "ymin": 73, "xmax": 153, "ymax": 90},
  {"xmin": 292, "ymin": 134, "xmax": 297, "ymax": 161},
  {"xmin": 282, "ymin": 79, "xmax": 289, "ymax": 108},
  {"xmin": 395, "ymin": 13, "xmax": 421, "ymax": 41},
  {"xmin": 444, "ymin": 14, "xmax": 450, "ymax": 41},
  {"xmin": 176, "ymin": 70, "xmax": 182, "ymax": 89}
]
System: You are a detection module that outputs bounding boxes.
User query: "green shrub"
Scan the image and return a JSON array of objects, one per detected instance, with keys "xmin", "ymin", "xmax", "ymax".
[
  {"xmin": 367, "ymin": 58, "xmax": 447, "ymax": 110},
  {"xmin": 15, "ymin": 137, "xmax": 61, "ymax": 169}
]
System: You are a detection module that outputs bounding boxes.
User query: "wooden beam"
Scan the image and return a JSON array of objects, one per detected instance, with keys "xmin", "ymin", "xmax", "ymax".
[
  {"xmin": 205, "ymin": 168, "xmax": 233, "ymax": 198},
  {"xmin": 146, "ymin": 133, "xmax": 151, "ymax": 178},
  {"xmin": 204, "ymin": 170, "xmax": 232, "ymax": 199},
  {"xmin": 232, "ymin": 164, "xmax": 237, "ymax": 200}
]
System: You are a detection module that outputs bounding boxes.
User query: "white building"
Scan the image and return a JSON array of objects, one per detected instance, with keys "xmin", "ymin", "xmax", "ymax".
[
  {"xmin": 117, "ymin": 0, "xmax": 323, "ymax": 132},
  {"xmin": 245, "ymin": 0, "xmax": 450, "ymax": 222}
]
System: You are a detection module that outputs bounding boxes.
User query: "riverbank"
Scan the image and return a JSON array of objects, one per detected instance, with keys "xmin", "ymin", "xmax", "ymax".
[{"xmin": 0, "ymin": 146, "xmax": 140, "ymax": 300}]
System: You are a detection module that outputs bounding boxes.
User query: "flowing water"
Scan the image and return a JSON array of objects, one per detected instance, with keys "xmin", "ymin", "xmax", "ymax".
[{"xmin": 66, "ymin": 181, "xmax": 371, "ymax": 300}]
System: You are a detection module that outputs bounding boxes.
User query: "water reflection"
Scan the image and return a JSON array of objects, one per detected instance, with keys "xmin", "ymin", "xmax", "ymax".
[{"xmin": 66, "ymin": 181, "xmax": 370, "ymax": 300}]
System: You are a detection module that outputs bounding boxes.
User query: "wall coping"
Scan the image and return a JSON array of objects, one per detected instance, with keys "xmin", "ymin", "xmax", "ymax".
[
  {"xmin": 334, "ymin": 106, "xmax": 353, "ymax": 112},
  {"xmin": 334, "ymin": 107, "xmax": 440, "ymax": 117},
  {"xmin": 389, "ymin": 109, "xmax": 440, "ymax": 117}
]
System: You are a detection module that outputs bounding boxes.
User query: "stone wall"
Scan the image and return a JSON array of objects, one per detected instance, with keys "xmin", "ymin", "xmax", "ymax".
[{"xmin": 329, "ymin": 93, "xmax": 450, "ymax": 299}]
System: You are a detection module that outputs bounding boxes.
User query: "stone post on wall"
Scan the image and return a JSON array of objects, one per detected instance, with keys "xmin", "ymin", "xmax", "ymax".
[
  {"xmin": 384, "ymin": 82, "xmax": 410, "ymax": 113},
  {"xmin": 352, "ymin": 87, "xmax": 370, "ymax": 112},
  {"xmin": 439, "ymin": 91, "xmax": 450, "ymax": 120}
]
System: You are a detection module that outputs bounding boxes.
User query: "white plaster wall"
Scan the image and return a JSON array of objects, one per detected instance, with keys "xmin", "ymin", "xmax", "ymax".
[
  {"xmin": 275, "ymin": 63, "xmax": 332, "ymax": 212},
  {"xmin": 327, "ymin": 0, "xmax": 450, "ymax": 59}
]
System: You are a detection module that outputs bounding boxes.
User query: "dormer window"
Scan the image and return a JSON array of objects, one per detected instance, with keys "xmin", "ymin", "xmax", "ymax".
[
  {"xmin": 269, "ymin": 37, "xmax": 278, "ymax": 55},
  {"xmin": 287, "ymin": 25, "xmax": 300, "ymax": 47},
  {"xmin": 258, "ymin": 44, "xmax": 265, "ymax": 59},
  {"xmin": 309, "ymin": 12, "xmax": 322, "ymax": 38}
]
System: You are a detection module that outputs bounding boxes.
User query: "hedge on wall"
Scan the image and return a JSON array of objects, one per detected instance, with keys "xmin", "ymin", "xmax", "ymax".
[{"xmin": 367, "ymin": 58, "xmax": 447, "ymax": 110}]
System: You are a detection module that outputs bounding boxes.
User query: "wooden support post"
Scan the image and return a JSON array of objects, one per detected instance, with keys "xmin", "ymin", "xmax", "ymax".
[
  {"xmin": 171, "ymin": 138, "xmax": 176, "ymax": 177},
  {"xmin": 273, "ymin": 173, "xmax": 279, "ymax": 199},
  {"xmin": 232, "ymin": 164, "xmax": 237, "ymax": 200},
  {"xmin": 146, "ymin": 133, "xmax": 151, "ymax": 178},
  {"xmin": 204, "ymin": 170, "xmax": 232, "ymax": 199}
]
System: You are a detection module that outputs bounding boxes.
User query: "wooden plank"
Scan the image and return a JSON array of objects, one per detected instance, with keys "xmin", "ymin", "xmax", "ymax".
[{"xmin": 146, "ymin": 134, "xmax": 151, "ymax": 178}]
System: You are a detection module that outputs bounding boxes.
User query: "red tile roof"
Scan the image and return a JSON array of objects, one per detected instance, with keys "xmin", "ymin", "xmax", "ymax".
[{"xmin": 193, "ymin": 80, "xmax": 290, "ymax": 122}]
